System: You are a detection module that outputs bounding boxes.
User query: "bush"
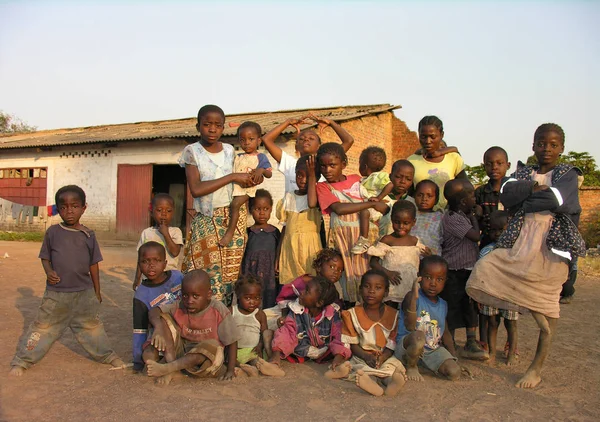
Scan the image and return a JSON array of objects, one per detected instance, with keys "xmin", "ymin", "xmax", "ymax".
[
  {"xmin": 580, "ymin": 212, "xmax": 600, "ymax": 249},
  {"xmin": 0, "ymin": 231, "xmax": 45, "ymax": 242}
]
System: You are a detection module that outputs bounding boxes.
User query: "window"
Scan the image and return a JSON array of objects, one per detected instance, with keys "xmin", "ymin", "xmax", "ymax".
[{"xmin": 0, "ymin": 167, "xmax": 47, "ymax": 206}]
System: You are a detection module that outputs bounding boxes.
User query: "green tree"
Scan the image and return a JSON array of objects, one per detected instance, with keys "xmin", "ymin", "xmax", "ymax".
[
  {"xmin": 465, "ymin": 164, "xmax": 488, "ymax": 186},
  {"xmin": 0, "ymin": 111, "xmax": 36, "ymax": 134},
  {"xmin": 526, "ymin": 151, "xmax": 600, "ymax": 187}
]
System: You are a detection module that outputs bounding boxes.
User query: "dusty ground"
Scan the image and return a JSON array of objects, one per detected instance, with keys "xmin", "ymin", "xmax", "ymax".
[{"xmin": 0, "ymin": 240, "xmax": 598, "ymax": 422}]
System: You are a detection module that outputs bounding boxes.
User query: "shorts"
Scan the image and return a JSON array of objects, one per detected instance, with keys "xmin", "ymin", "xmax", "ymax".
[
  {"xmin": 480, "ymin": 305, "xmax": 519, "ymax": 321},
  {"xmin": 395, "ymin": 334, "xmax": 457, "ymax": 373},
  {"xmin": 440, "ymin": 269, "xmax": 479, "ymax": 330}
]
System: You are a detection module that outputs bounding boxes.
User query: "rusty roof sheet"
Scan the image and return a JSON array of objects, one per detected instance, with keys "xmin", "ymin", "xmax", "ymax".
[{"xmin": 0, "ymin": 104, "xmax": 400, "ymax": 150}]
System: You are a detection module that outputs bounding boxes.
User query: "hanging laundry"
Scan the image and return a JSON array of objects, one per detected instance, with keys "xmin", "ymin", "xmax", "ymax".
[
  {"xmin": 12, "ymin": 203, "xmax": 23, "ymax": 222},
  {"xmin": 51, "ymin": 204, "xmax": 58, "ymax": 216},
  {"xmin": 33, "ymin": 206, "xmax": 39, "ymax": 217},
  {"xmin": 21, "ymin": 206, "xmax": 34, "ymax": 224},
  {"xmin": 0, "ymin": 198, "xmax": 12, "ymax": 222}
]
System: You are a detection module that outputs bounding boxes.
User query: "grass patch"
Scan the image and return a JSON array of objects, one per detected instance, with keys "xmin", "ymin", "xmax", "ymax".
[
  {"xmin": 0, "ymin": 231, "xmax": 45, "ymax": 242},
  {"xmin": 580, "ymin": 255, "xmax": 600, "ymax": 278}
]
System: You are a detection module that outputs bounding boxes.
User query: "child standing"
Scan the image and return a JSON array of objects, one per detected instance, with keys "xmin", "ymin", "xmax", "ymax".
[
  {"xmin": 368, "ymin": 200, "xmax": 430, "ymax": 305},
  {"xmin": 352, "ymin": 147, "xmax": 394, "ymax": 254},
  {"xmin": 10, "ymin": 185, "xmax": 124, "ymax": 376},
  {"xmin": 269, "ymin": 276, "xmax": 350, "ymax": 369},
  {"xmin": 220, "ymin": 122, "xmax": 273, "ymax": 247},
  {"xmin": 231, "ymin": 275, "xmax": 284, "ymax": 377},
  {"xmin": 395, "ymin": 255, "xmax": 461, "ymax": 382},
  {"xmin": 379, "ymin": 160, "xmax": 416, "ymax": 237},
  {"xmin": 441, "ymin": 179, "xmax": 488, "ymax": 360},
  {"xmin": 316, "ymin": 142, "xmax": 388, "ymax": 305},
  {"xmin": 242, "ymin": 189, "xmax": 281, "ymax": 308},
  {"xmin": 410, "ymin": 180, "xmax": 444, "ymax": 256},
  {"xmin": 329, "ymin": 270, "xmax": 407, "ymax": 397},
  {"xmin": 133, "ymin": 193, "xmax": 184, "ymax": 290},
  {"xmin": 276, "ymin": 155, "xmax": 322, "ymax": 285},
  {"xmin": 408, "ymin": 116, "xmax": 467, "ymax": 210},
  {"xmin": 467, "ymin": 123, "xmax": 585, "ymax": 388},
  {"xmin": 133, "ymin": 242, "xmax": 183, "ymax": 371},
  {"xmin": 144, "ymin": 270, "xmax": 239, "ymax": 385}
]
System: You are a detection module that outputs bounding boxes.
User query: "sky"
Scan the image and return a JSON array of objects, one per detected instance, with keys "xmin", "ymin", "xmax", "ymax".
[{"xmin": 1, "ymin": 1, "xmax": 599, "ymax": 169}]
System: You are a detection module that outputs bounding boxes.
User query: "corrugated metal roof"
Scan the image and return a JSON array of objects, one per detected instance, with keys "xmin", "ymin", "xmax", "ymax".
[{"xmin": 0, "ymin": 104, "xmax": 400, "ymax": 150}]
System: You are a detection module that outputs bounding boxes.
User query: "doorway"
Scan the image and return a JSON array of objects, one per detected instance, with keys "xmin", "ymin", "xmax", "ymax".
[{"xmin": 152, "ymin": 165, "xmax": 187, "ymax": 234}]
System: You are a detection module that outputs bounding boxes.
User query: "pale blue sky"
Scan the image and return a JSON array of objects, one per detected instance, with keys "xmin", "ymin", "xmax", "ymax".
[{"xmin": 1, "ymin": 1, "xmax": 598, "ymax": 169}]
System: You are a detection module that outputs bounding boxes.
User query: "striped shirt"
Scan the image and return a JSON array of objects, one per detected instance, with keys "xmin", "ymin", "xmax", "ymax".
[{"xmin": 441, "ymin": 210, "xmax": 479, "ymax": 270}]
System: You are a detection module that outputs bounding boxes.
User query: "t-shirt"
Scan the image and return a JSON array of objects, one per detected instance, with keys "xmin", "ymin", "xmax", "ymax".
[
  {"xmin": 39, "ymin": 223, "xmax": 103, "ymax": 292},
  {"xmin": 206, "ymin": 149, "xmax": 230, "ymax": 208},
  {"xmin": 396, "ymin": 290, "xmax": 447, "ymax": 350},
  {"xmin": 441, "ymin": 210, "xmax": 479, "ymax": 270},
  {"xmin": 137, "ymin": 227, "xmax": 184, "ymax": 271},
  {"xmin": 278, "ymin": 150, "xmax": 326, "ymax": 194},
  {"xmin": 408, "ymin": 152, "xmax": 465, "ymax": 211},
  {"xmin": 316, "ymin": 174, "xmax": 364, "ymax": 215},
  {"xmin": 361, "ymin": 171, "xmax": 391, "ymax": 198},
  {"xmin": 160, "ymin": 299, "xmax": 239, "ymax": 346},
  {"xmin": 410, "ymin": 210, "xmax": 444, "ymax": 256}
]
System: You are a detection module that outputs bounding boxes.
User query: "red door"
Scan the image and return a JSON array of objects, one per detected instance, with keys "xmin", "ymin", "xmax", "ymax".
[{"xmin": 116, "ymin": 164, "xmax": 152, "ymax": 239}]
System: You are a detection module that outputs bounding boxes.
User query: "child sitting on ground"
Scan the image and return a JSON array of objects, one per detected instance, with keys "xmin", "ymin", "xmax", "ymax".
[
  {"xmin": 269, "ymin": 276, "xmax": 350, "ymax": 371},
  {"xmin": 478, "ymin": 210, "xmax": 519, "ymax": 365},
  {"xmin": 10, "ymin": 185, "xmax": 124, "ymax": 376},
  {"xmin": 395, "ymin": 255, "xmax": 461, "ymax": 382},
  {"xmin": 230, "ymin": 274, "xmax": 284, "ymax": 377},
  {"xmin": 352, "ymin": 147, "xmax": 395, "ymax": 254},
  {"xmin": 143, "ymin": 270, "xmax": 239, "ymax": 385},
  {"xmin": 132, "ymin": 242, "xmax": 183, "ymax": 372},
  {"xmin": 410, "ymin": 180, "xmax": 444, "ymax": 256},
  {"xmin": 219, "ymin": 121, "xmax": 273, "ymax": 247},
  {"xmin": 379, "ymin": 160, "xmax": 416, "ymax": 237},
  {"xmin": 441, "ymin": 179, "xmax": 488, "ymax": 360},
  {"xmin": 133, "ymin": 193, "xmax": 183, "ymax": 290},
  {"xmin": 369, "ymin": 200, "xmax": 431, "ymax": 306},
  {"xmin": 328, "ymin": 270, "xmax": 407, "ymax": 397}
]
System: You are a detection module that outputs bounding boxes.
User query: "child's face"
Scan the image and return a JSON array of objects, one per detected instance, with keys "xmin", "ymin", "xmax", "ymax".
[
  {"xmin": 489, "ymin": 221, "xmax": 508, "ymax": 243},
  {"xmin": 533, "ymin": 131, "xmax": 564, "ymax": 167},
  {"xmin": 196, "ymin": 112, "xmax": 225, "ymax": 145},
  {"xmin": 57, "ymin": 192, "xmax": 86, "ymax": 227},
  {"xmin": 251, "ymin": 197, "xmax": 272, "ymax": 225},
  {"xmin": 299, "ymin": 280, "xmax": 321, "ymax": 309},
  {"xmin": 390, "ymin": 165, "xmax": 414, "ymax": 196},
  {"xmin": 391, "ymin": 210, "xmax": 416, "ymax": 237},
  {"xmin": 152, "ymin": 198, "xmax": 174, "ymax": 227},
  {"xmin": 138, "ymin": 247, "xmax": 167, "ymax": 282},
  {"xmin": 415, "ymin": 183, "xmax": 437, "ymax": 212},
  {"xmin": 296, "ymin": 130, "xmax": 320, "ymax": 156},
  {"xmin": 182, "ymin": 279, "xmax": 212, "ymax": 314},
  {"xmin": 483, "ymin": 151, "xmax": 510, "ymax": 181},
  {"xmin": 239, "ymin": 127, "xmax": 260, "ymax": 155},
  {"xmin": 419, "ymin": 263, "xmax": 447, "ymax": 300},
  {"xmin": 295, "ymin": 168, "xmax": 308, "ymax": 193},
  {"xmin": 318, "ymin": 256, "xmax": 344, "ymax": 284},
  {"xmin": 237, "ymin": 283, "xmax": 262, "ymax": 314},
  {"xmin": 419, "ymin": 125, "xmax": 443, "ymax": 155},
  {"xmin": 360, "ymin": 275, "xmax": 388, "ymax": 307},
  {"xmin": 319, "ymin": 153, "xmax": 346, "ymax": 183}
]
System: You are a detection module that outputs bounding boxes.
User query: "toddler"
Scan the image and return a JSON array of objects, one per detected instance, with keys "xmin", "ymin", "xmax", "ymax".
[
  {"xmin": 133, "ymin": 193, "xmax": 183, "ymax": 290},
  {"xmin": 379, "ymin": 159, "xmax": 416, "ymax": 237},
  {"xmin": 410, "ymin": 180, "xmax": 444, "ymax": 255},
  {"xmin": 220, "ymin": 121, "xmax": 272, "ymax": 247}
]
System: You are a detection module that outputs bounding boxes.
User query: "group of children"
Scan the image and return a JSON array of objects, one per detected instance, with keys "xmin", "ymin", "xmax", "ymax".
[{"xmin": 10, "ymin": 106, "xmax": 585, "ymax": 394}]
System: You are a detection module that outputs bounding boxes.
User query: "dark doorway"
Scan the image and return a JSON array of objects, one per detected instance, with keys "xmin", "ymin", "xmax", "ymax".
[{"xmin": 152, "ymin": 165, "xmax": 187, "ymax": 234}]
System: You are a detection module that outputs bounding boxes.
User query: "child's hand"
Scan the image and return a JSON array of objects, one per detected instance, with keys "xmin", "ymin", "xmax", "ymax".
[
  {"xmin": 534, "ymin": 184, "xmax": 549, "ymax": 192},
  {"xmin": 367, "ymin": 197, "xmax": 380, "ymax": 202},
  {"xmin": 249, "ymin": 169, "xmax": 264, "ymax": 185},
  {"xmin": 421, "ymin": 246, "xmax": 432, "ymax": 257},
  {"xmin": 371, "ymin": 201, "xmax": 389, "ymax": 214},
  {"xmin": 277, "ymin": 317, "xmax": 285, "ymax": 328},
  {"xmin": 232, "ymin": 172, "xmax": 256, "ymax": 188},
  {"xmin": 151, "ymin": 333, "xmax": 167, "ymax": 352},
  {"xmin": 330, "ymin": 354, "xmax": 346, "ymax": 370},
  {"xmin": 472, "ymin": 205, "xmax": 483, "ymax": 219},
  {"xmin": 287, "ymin": 116, "xmax": 311, "ymax": 135},
  {"xmin": 95, "ymin": 290, "xmax": 102, "ymax": 303},
  {"xmin": 306, "ymin": 155, "xmax": 316, "ymax": 176},
  {"xmin": 132, "ymin": 280, "xmax": 140, "ymax": 291},
  {"xmin": 308, "ymin": 113, "xmax": 332, "ymax": 134},
  {"xmin": 157, "ymin": 222, "xmax": 170, "ymax": 237},
  {"xmin": 363, "ymin": 353, "xmax": 378, "ymax": 369},
  {"xmin": 387, "ymin": 270, "xmax": 402, "ymax": 286},
  {"xmin": 219, "ymin": 368, "xmax": 236, "ymax": 381},
  {"xmin": 46, "ymin": 270, "xmax": 61, "ymax": 285}
]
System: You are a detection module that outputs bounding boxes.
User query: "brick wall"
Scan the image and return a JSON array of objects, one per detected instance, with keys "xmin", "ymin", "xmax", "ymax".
[{"xmin": 579, "ymin": 187, "xmax": 600, "ymax": 226}]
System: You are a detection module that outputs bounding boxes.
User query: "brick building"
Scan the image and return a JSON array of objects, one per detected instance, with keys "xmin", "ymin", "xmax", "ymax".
[{"xmin": 0, "ymin": 104, "xmax": 419, "ymax": 239}]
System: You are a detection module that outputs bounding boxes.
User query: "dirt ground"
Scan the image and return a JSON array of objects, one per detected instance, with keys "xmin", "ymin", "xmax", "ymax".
[{"xmin": 0, "ymin": 241, "xmax": 598, "ymax": 421}]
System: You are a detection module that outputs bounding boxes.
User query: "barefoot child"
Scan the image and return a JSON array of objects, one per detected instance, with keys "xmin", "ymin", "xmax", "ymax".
[
  {"xmin": 276, "ymin": 155, "xmax": 322, "ymax": 285},
  {"xmin": 369, "ymin": 200, "xmax": 431, "ymax": 306},
  {"xmin": 231, "ymin": 275, "xmax": 283, "ymax": 377},
  {"xmin": 410, "ymin": 180, "xmax": 444, "ymax": 256},
  {"xmin": 395, "ymin": 255, "xmax": 461, "ymax": 382},
  {"xmin": 10, "ymin": 185, "xmax": 124, "ymax": 376},
  {"xmin": 269, "ymin": 276, "xmax": 350, "ymax": 370},
  {"xmin": 242, "ymin": 189, "xmax": 281, "ymax": 308},
  {"xmin": 329, "ymin": 270, "xmax": 407, "ymax": 397},
  {"xmin": 352, "ymin": 147, "xmax": 395, "ymax": 254},
  {"xmin": 467, "ymin": 123, "xmax": 585, "ymax": 388},
  {"xmin": 144, "ymin": 270, "xmax": 239, "ymax": 384},
  {"xmin": 220, "ymin": 122, "xmax": 273, "ymax": 247},
  {"xmin": 379, "ymin": 159, "xmax": 416, "ymax": 237},
  {"xmin": 132, "ymin": 242, "xmax": 183, "ymax": 371},
  {"xmin": 316, "ymin": 142, "xmax": 388, "ymax": 306},
  {"xmin": 133, "ymin": 193, "xmax": 183, "ymax": 290}
]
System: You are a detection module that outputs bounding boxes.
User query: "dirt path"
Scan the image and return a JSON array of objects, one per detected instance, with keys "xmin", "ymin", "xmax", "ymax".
[{"xmin": 0, "ymin": 241, "xmax": 598, "ymax": 421}]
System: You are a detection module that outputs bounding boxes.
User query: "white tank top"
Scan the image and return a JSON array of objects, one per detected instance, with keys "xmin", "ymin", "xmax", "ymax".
[{"xmin": 232, "ymin": 305, "xmax": 261, "ymax": 348}]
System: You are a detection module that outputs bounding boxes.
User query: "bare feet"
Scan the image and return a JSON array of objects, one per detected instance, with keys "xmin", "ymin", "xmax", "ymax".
[
  {"xmin": 155, "ymin": 374, "xmax": 173, "ymax": 386},
  {"xmin": 324, "ymin": 361, "xmax": 351, "ymax": 379},
  {"xmin": 516, "ymin": 369, "xmax": 542, "ymax": 388},
  {"xmin": 109, "ymin": 358, "xmax": 126, "ymax": 368},
  {"xmin": 9, "ymin": 366, "xmax": 25, "ymax": 377},
  {"xmin": 146, "ymin": 359, "xmax": 170, "ymax": 378},
  {"xmin": 487, "ymin": 356, "xmax": 496, "ymax": 366},
  {"xmin": 256, "ymin": 358, "xmax": 285, "ymax": 377},
  {"xmin": 218, "ymin": 231, "xmax": 234, "ymax": 248},
  {"xmin": 384, "ymin": 370, "xmax": 407, "ymax": 396},
  {"xmin": 356, "ymin": 370, "xmax": 384, "ymax": 396},
  {"xmin": 506, "ymin": 353, "xmax": 518, "ymax": 366},
  {"xmin": 240, "ymin": 364, "xmax": 259, "ymax": 377},
  {"xmin": 406, "ymin": 366, "xmax": 424, "ymax": 382}
]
